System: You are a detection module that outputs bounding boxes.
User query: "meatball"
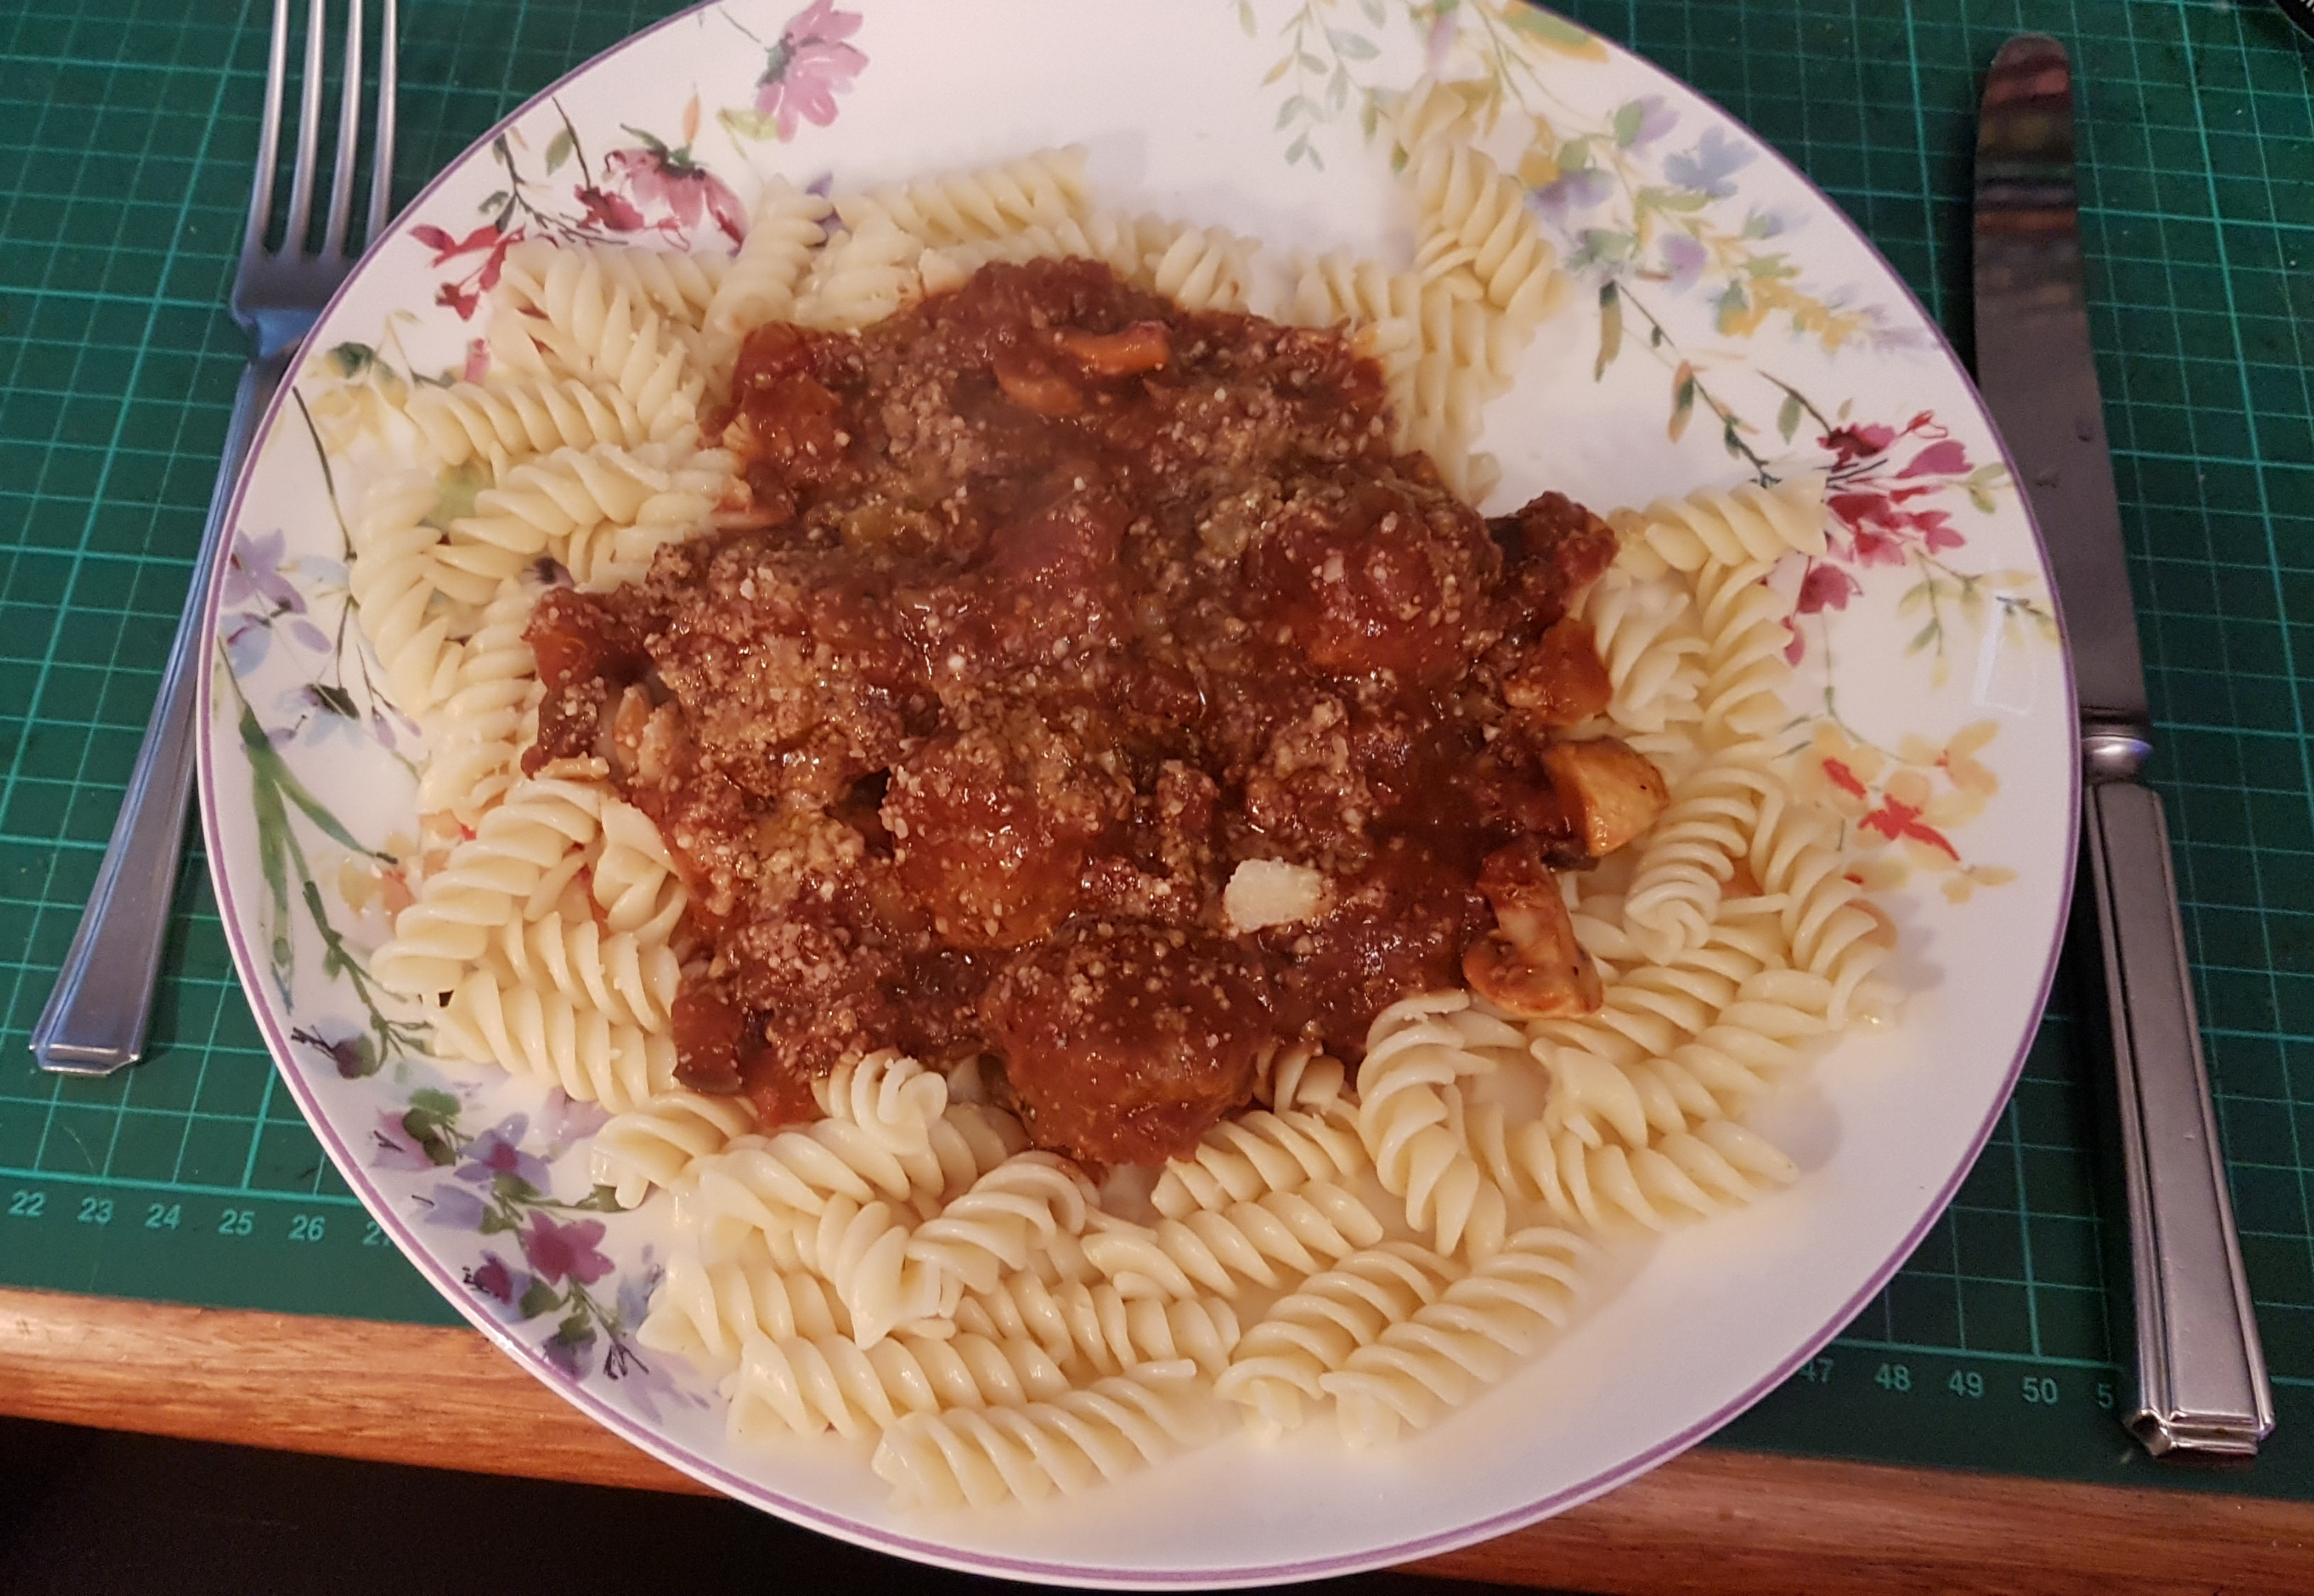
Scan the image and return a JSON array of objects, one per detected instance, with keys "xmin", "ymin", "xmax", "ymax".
[{"xmin": 981, "ymin": 924, "xmax": 1274, "ymax": 1165}]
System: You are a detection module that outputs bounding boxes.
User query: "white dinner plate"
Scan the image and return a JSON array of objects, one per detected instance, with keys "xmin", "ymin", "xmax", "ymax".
[{"xmin": 197, "ymin": 0, "xmax": 2077, "ymax": 1583}]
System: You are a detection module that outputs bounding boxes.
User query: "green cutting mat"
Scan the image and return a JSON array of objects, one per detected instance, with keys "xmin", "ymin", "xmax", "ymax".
[{"xmin": 2, "ymin": 0, "xmax": 2310, "ymax": 1498}]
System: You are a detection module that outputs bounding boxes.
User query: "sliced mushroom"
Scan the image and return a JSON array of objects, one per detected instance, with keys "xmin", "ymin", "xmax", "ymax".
[
  {"xmin": 1462, "ymin": 838, "xmax": 1603, "ymax": 1019},
  {"xmin": 1541, "ymin": 737, "xmax": 1670, "ymax": 859},
  {"xmin": 1057, "ymin": 320, "xmax": 1170, "ymax": 377}
]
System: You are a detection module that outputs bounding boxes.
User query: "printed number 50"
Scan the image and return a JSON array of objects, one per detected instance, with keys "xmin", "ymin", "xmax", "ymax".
[{"xmin": 2023, "ymin": 1376, "xmax": 2059, "ymax": 1404}]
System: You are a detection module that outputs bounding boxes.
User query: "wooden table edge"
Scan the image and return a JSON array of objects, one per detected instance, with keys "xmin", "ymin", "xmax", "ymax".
[{"xmin": 4, "ymin": 1286, "xmax": 2308, "ymax": 1594}]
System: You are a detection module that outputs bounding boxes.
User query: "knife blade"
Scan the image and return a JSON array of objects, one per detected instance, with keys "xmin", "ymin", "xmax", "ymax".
[{"xmin": 1973, "ymin": 33, "xmax": 2274, "ymax": 1458}]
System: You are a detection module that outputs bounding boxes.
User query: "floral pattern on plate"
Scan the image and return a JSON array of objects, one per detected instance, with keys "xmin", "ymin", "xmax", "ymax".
[{"xmin": 198, "ymin": 1, "xmax": 2077, "ymax": 1581}]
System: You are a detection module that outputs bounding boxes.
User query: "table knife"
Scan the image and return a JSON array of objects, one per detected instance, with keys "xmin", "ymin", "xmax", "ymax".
[{"xmin": 1973, "ymin": 33, "xmax": 2273, "ymax": 1458}]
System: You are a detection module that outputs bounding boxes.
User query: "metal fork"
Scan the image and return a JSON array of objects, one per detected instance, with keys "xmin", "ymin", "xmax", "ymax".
[{"xmin": 32, "ymin": 0, "xmax": 399, "ymax": 1075}]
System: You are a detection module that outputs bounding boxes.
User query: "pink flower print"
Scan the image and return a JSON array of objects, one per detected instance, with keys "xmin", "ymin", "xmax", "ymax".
[
  {"xmin": 756, "ymin": 0, "xmax": 866, "ymax": 139},
  {"xmin": 1795, "ymin": 560, "xmax": 1860, "ymax": 616},
  {"xmin": 370, "ymin": 1110, "xmax": 433, "ymax": 1172},
  {"xmin": 1820, "ymin": 421, "xmax": 1897, "ymax": 465},
  {"xmin": 519, "ymin": 1211, "xmax": 614, "ymax": 1287},
  {"xmin": 468, "ymin": 1254, "xmax": 520, "ymax": 1305},
  {"xmin": 574, "ymin": 183, "xmax": 647, "ymax": 234},
  {"xmin": 602, "ymin": 141, "xmax": 747, "ymax": 247},
  {"xmin": 413, "ymin": 222, "xmax": 517, "ymax": 320}
]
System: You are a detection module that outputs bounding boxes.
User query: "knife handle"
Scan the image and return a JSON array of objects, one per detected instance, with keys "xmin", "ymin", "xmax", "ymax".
[{"xmin": 2084, "ymin": 778, "xmax": 2274, "ymax": 1455}]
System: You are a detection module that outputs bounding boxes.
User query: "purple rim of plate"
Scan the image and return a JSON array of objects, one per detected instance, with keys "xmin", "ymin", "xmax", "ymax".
[{"xmin": 192, "ymin": 1, "xmax": 2085, "ymax": 1585}]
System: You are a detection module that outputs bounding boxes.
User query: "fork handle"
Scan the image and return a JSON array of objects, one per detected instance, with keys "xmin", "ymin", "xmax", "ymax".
[
  {"xmin": 32, "ymin": 349, "xmax": 293, "ymax": 1075},
  {"xmin": 2085, "ymin": 778, "xmax": 2275, "ymax": 1454}
]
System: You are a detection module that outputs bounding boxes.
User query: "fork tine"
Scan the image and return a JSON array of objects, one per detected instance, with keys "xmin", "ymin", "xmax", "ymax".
[
  {"xmin": 322, "ymin": 0, "xmax": 363, "ymax": 258},
  {"xmin": 366, "ymin": 0, "xmax": 397, "ymax": 241},
  {"xmin": 281, "ymin": 0, "xmax": 327, "ymax": 253},
  {"xmin": 242, "ymin": 0, "xmax": 290, "ymax": 258}
]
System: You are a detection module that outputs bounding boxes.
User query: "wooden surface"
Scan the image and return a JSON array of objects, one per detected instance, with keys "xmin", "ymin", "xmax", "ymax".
[{"xmin": 6, "ymin": 1286, "xmax": 2310, "ymax": 1595}]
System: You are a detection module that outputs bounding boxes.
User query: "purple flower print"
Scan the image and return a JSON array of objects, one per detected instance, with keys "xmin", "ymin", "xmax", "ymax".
[
  {"xmin": 753, "ymin": 0, "xmax": 866, "ymax": 139},
  {"xmin": 1619, "ymin": 96, "xmax": 1678, "ymax": 149},
  {"xmin": 459, "ymin": 1114, "xmax": 552, "ymax": 1197},
  {"xmin": 1659, "ymin": 231, "xmax": 1707, "ymax": 294},
  {"xmin": 535, "ymin": 1089, "xmax": 610, "ymax": 1149},
  {"xmin": 423, "ymin": 1182, "xmax": 487, "ymax": 1231},
  {"xmin": 221, "ymin": 527, "xmax": 331, "ymax": 673},
  {"xmin": 1535, "ymin": 167, "xmax": 1613, "ymax": 224},
  {"xmin": 519, "ymin": 1211, "xmax": 615, "ymax": 1288},
  {"xmin": 1664, "ymin": 126, "xmax": 1756, "ymax": 200}
]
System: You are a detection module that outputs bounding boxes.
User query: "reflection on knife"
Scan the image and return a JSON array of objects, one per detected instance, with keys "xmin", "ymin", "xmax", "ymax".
[{"xmin": 1973, "ymin": 34, "xmax": 2274, "ymax": 1458}]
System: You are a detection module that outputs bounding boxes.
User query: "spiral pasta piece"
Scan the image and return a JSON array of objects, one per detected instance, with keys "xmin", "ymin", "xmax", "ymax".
[
  {"xmin": 404, "ymin": 375, "xmax": 662, "ymax": 476},
  {"xmin": 726, "ymin": 1329, "xmax": 1071, "ymax": 1441},
  {"xmin": 780, "ymin": 1193, "xmax": 951, "ymax": 1348},
  {"xmin": 811, "ymin": 1050, "xmax": 952, "ymax": 1149},
  {"xmin": 345, "ymin": 476, "xmax": 463, "ymax": 716},
  {"xmin": 791, "ymin": 219, "xmax": 929, "ymax": 332},
  {"xmin": 698, "ymin": 177, "xmax": 832, "ymax": 373},
  {"xmin": 1290, "ymin": 253, "xmax": 1531, "ymax": 498},
  {"xmin": 1144, "ymin": 219, "xmax": 1262, "ymax": 313},
  {"xmin": 1618, "ymin": 744, "xmax": 1784, "ymax": 962},
  {"xmin": 1580, "ymin": 565, "xmax": 1705, "ymax": 734},
  {"xmin": 1505, "ymin": 1116, "xmax": 1797, "ymax": 1235},
  {"xmin": 590, "ymin": 797, "xmax": 689, "ymax": 943},
  {"xmin": 1407, "ymin": 139, "xmax": 1561, "ymax": 322},
  {"xmin": 870, "ymin": 1366, "xmax": 1220, "ymax": 1509},
  {"xmin": 489, "ymin": 246, "xmax": 704, "ymax": 433},
  {"xmin": 1214, "ymin": 1240, "xmax": 1460, "ymax": 1439},
  {"xmin": 1079, "ymin": 1183, "xmax": 1385, "ymax": 1300},
  {"xmin": 433, "ymin": 967, "xmax": 676, "ymax": 1112},
  {"xmin": 1321, "ymin": 1227, "xmax": 1591, "ymax": 1445},
  {"xmin": 413, "ymin": 576, "xmax": 540, "ymax": 828},
  {"xmin": 904, "ymin": 1151, "xmax": 1098, "ymax": 1296},
  {"xmin": 372, "ymin": 777, "xmax": 604, "ymax": 995},
  {"xmin": 497, "ymin": 236, "xmax": 725, "ymax": 333},
  {"xmin": 1611, "ymin": 476, "xmax": 1828, "ymax": 576},
  {"xmin": 834, "ymin": 145, "xmax": 1092, "ymax": 249},
  {"xmin": 637, "ymin": 1227, "xmax": 848, "ymax": 1372},
  {"xmin": 1355, "ymin": 992, "xmax": 1524, "ymax": 1257},
  {"xmin": 955, "ymin": 1274, "xmax": 1242, "ymax": 1379},
  {"xmin": 1679, "ymin": 559, "xmax": 1790, "ymax": 749},
  {"xmin": 565, "ymin": 445, "xmax": 736, "ymax": 591},
  {"xmin": 592, "ymin": 1089, "xmax": 758, "ymax": 1209},
  {"xmin": 434, "ymin": 442, "xmax": 672, "ymax": 603},
  {"xmin": 1255, "ymin": 1041, "xmax": 1350, "ymax": 1116},
  {"xmin": 1149, "ymin": 1101, "xmax": 1367, "ymax": 1218},
  {"xmin": 1747, "ymin": 787, "xmax": 1892, "ymax": 1027},
  {"xmin": 916, "ymin": 210, "xmax": 1171, "ymax": 297},
  {"xmin": 479, "ymin": 910, "xmax": 681, "ymax": 1032},
  {"xmin": 1389, "ymin": 77, "xmax": 1484, "ymax": 158}
]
